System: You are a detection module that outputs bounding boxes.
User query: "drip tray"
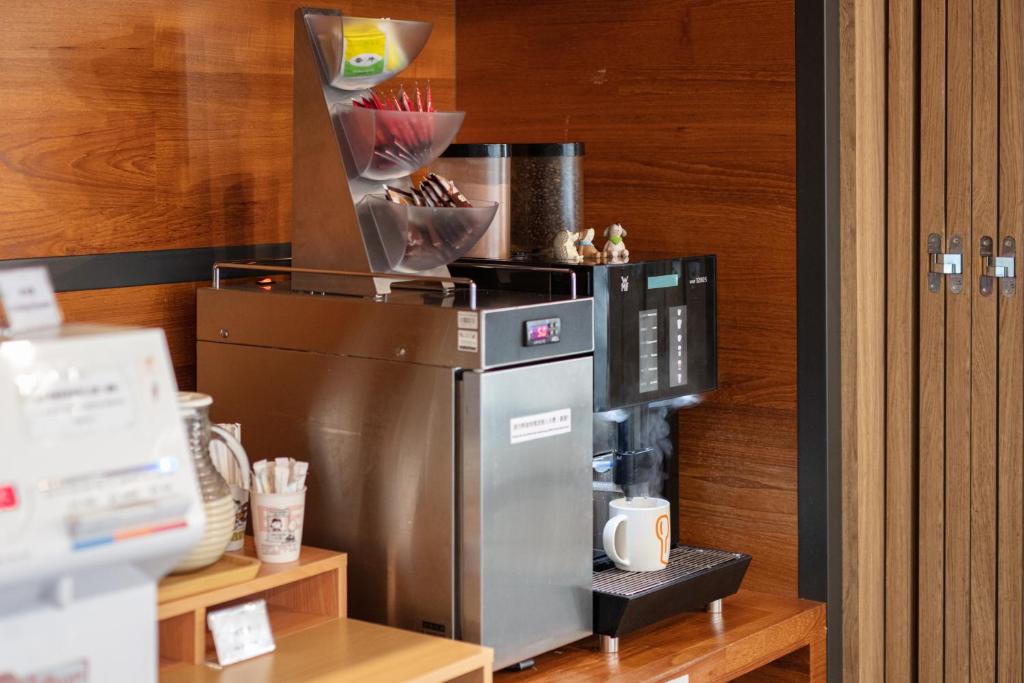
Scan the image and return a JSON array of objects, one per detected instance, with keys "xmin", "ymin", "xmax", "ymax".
[{"xmin": 593, "ymin": 545, "xmax": 751, "ymax": 637}]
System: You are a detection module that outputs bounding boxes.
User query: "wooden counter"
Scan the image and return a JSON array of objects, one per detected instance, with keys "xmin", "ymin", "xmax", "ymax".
[
  {"xmin": 160, "ymin": 618, "xmax": 493, "ymax": 683},
  {"xmin": 495, "ymin": 591, "xmax": 825, "ymax": 683}
]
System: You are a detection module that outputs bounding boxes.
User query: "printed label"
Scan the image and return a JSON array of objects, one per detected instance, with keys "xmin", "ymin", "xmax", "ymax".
[
  {"xmin": 457, "ymin": 311, "xmax": 479, "ymax": 330},
  {"xmin": 18, "ymin": 369, "xmax": 134, "ymax": 438},
  {"xmin": 0, "ymin": 266, "xmax": 62, "ymax": 333},
  {"xmin": 457, "ymin": 329, "xmax": 479, "ymax": 352},
  {"xmin": 510, "ymin": 408, "xmax": 572, "ymax": 444},
  {"xmin": 257, "ymin": 503, "xmax": 303, "ymax": 557},
  {"xmin": 1, "ymin": 659, "xmax": 89, "ymax": 683}
]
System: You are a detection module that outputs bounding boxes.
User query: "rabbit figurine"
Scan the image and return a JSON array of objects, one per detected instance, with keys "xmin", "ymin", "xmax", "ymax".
[{"xmin": 603, "ymin": 223, "xmax": 629, "ymax": 260}]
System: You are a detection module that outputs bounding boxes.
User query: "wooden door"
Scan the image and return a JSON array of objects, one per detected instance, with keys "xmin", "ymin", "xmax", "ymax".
[{"xmin": 842, "ymin": 0, "xmax": 1024, "ymax": 679}]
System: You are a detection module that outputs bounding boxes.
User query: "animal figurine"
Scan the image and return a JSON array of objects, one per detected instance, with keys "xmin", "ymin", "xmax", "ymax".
[
  {"xmin": 576, "ymin": 228, "xmax": 600, "ymax": 259},
  {"xmin": 603, "ymin": 223, "xmax": 629, "ymax": 260},
  {"xmin": 552, "ymin": 229, "xmax": 583, "ymax": 261}
]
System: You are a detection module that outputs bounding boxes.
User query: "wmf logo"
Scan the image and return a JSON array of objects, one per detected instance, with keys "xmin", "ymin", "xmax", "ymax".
[{"xmin": 620, "ymin": 276, "xmax": 630, "ymax": 292}]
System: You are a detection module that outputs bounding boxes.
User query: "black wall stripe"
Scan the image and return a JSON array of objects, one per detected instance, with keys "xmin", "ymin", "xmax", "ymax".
[
  {"xmin": 0, "ymin": 243, "xmax": 291, "ymax": 293},
  {"xmin": 796, "ymin": 0, "xmax": 841, "ymax": 681}
]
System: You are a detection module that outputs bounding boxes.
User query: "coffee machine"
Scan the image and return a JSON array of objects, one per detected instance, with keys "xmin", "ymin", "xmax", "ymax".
[{"xmin": 451, "ymin": 255, "xmax": 751, "ymax": 650}]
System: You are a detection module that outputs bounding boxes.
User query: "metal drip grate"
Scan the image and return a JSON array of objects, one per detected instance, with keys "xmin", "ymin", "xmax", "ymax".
[{"xmin": 593, "ymin": 545, "xmax": 743, "ymax": 597}]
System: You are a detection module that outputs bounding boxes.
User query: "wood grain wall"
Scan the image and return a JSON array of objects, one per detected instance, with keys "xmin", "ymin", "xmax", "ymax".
[
  {"xmin": 0, "ymin": 0, "xmax": 455, "ymax": 387},
  {"xmin": 455, "ymin": 1, "xmax": 797, "ymax": 596}
]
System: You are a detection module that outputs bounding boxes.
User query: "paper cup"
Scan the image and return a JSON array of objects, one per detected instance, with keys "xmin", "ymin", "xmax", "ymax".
[{"xmin": 251, "ymin": 488, "xmax": 306, "ymax": 563}]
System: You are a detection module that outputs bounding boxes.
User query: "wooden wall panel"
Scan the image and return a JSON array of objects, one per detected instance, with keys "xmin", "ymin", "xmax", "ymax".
[
  {"xmin": 885, "ymin": 0, "xmax": 918, "ymax": 679},
  {"xmin": 840, "ymin": 0, "xmax": 886, "ymax": 680},
  {"xmin": 998, "ymin": 1, "xmax": 1024, "ymax": 678},
  {"xmin": 918, "ymin": 0, "xmax": 947, "ymax": 678},
  {"xmin": 2, "ymin": 0, "xmax": 455, "ymax": 392},
  {"xmin": 969, "ymin": 0, "xmax": 998, "ymax": 678},
  {"xmin": 944, "ymin": 0, "xmax": 973, "ymax": 679},
  {"xmin": 455, "ymin": 0, "xmax": 797, "ymax": 597},
  {"xmin": 0, "ymin": 0, "xmax": 455, "ymax": 260},
  {"xmin": 57, "ymin": 282, "xmax": 201, "ymax": 389}
]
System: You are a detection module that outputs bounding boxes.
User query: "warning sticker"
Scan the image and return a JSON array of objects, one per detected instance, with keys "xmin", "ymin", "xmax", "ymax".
[
  {"xmin": 458, "ymin": 330, "xmax": 479, "ymax": 352},
  {"xmin": 510, "ymin": 408, "xmax": 572, "ymax": 444}
]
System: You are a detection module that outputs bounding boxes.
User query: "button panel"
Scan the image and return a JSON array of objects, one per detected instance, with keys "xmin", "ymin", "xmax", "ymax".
[
  {"xmin": 638, "ymin": 309, "xmax": 659, "ymax": 393},
  {"xmin": 669, "ymin": 305, "xmax": 687, "ymax": 387}
]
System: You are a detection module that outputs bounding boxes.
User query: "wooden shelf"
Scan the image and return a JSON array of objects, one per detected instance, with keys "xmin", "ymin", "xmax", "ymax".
[
  {"xmin": 158, "ymin": 538, "xmax": 347, "ymax": 670},
  {"xmin": 158, "ymin": 538, "xmax": 493, "ymax": 682},
  {"xmin": 495, "ymin": 591, "xmax": 825, "ymax": 683}
]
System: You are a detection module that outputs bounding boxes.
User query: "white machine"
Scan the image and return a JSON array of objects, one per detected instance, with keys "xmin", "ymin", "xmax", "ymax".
[{"xmin": 0, "ymin": 325, "xmax": 204, "ymax": 682}]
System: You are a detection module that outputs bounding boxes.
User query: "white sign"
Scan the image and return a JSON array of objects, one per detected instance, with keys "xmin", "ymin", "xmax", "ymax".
[
  {"xmin": 457, "ymin": 329, "xmax": 478, "ymax": 352},
  {"xmin": 457, "ymin": 311, "xmax": 479, "ymax": 330},
  {"xmin": 207, "ymin": 599, "xmax": 276, "ymax": 666},
  {"xmin": 510, "ymin": 408, "xmax": 572, "ymax": 444},
  {"xmin": 0, "ymin": 266, "xmax": 62, "ymax": 333}
]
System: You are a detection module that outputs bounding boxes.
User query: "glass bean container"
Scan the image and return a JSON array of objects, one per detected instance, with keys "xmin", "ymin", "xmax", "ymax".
[
  {"xmin": 431, "ymin": 143, "xmax": 511, "ymax": 259},
  {"xmin": 509, "ymin": 142, "xmax": 585, "ymax": 255}
]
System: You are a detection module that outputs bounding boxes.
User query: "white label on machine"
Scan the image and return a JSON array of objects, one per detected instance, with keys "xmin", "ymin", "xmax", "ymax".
[
  {"xmin": 0, "ymin": 266, "xmax": 62, "ymax": 333},
  {"xmin": 457, "ymin": 329, "xmax": 479, "ymax": 352},
  {"xmin": 18, "ymin": 368, "xmax": 135, "ymax": 438},
  {"xmin": 510, "ymin": 408, "xmax": 572, "ymax": 444},
  {"xmin": 208, "ymin": 599, "xmax": 276, "ymax": 666},
  {"xmin": 457, "ymin": 311, "xmax": 479, "ymax": 330}
]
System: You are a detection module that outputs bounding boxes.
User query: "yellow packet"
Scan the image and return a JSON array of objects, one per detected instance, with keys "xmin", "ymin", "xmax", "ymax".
[{"xmin": 343, "ymin": 28, "xmax": 387, "ymax": 77}]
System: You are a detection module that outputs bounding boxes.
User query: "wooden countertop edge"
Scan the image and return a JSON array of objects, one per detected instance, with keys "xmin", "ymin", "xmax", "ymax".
[
  {"xmin": 496, "ymin": 591, "xmax": 825, "ymax": 682},
  {"xmin": 158, "ymin": 551, "xmax": 347, "ymax": 620},
  {"xmin": 682, "ymin": 597, "xmax": 826, "ymax": 682}
]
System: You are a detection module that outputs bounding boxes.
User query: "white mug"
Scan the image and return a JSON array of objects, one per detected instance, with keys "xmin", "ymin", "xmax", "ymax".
[{"xmin": 602, "ymin": 497, "xmax": 671, "ymax": 572}]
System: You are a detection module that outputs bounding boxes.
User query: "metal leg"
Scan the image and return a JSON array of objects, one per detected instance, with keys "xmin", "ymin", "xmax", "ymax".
[
  {"xmin": 599, "ymin": 635, "xmax": 619, "ymax": 653},
  {"xmin": 706, "ymin": 598, "xmax": 723, "ymax": 614}
]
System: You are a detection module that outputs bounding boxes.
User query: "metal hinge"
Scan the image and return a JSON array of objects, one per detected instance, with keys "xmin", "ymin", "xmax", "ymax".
[
  {"xmin": 928, "ymin": 233, "xmax": 964, "ymax": 294},
  {"xmin": 980, "ymin": 235, "xmax": 1016, "ymax": 297}
]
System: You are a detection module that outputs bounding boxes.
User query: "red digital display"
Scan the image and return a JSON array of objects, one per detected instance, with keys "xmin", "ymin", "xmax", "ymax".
[
  {"xmin": 529, "ymin": 324, "xmax": 550, "ymax": 342},
  {"xmin": 0, "ymin": 485, "xmax": 17, "ymax": 511},
  {"xmin": 524, "ymin": 317, "xmax": 561, "ymax": 347}
]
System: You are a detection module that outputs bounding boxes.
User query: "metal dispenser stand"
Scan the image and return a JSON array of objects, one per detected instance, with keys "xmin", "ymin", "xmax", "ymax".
[{"xmin": 291, "ymin": 8, "xmax": 491, "ymax": 296}]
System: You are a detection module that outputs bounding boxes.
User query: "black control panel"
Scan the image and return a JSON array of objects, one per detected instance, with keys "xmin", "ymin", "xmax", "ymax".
[
  {"xmin": 596, "ymin": 257, "xmax": 716, "ymax": 410},
  {"xmin": 450, "ymin": 255, "xmax": 718, "ymax": 411}
]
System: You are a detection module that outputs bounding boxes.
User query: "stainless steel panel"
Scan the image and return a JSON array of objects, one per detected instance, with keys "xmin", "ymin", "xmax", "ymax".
[
  {"xmin": 197, "ymin": 341, "xmax": 456, "ymax": 634},
  {"xmin": 460, "ymin": 356, "xmax": 594, "ymax": 668},
  {"xmin": 197, "ymin": 285, "xmax": 593, "ymax": 370}
]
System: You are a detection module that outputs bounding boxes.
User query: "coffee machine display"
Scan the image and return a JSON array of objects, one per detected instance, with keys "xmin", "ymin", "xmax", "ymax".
[{"xmin": 451, "ymin": 254, "xmax": 751, "ymax": 650}]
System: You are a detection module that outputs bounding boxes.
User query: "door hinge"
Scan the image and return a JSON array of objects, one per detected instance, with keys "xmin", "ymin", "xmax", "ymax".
[
  {"xmin": 979, "ymin": 235, "xmax": 1016, "ymax": 297},
  {"xmin": 928, "ymin": 233, "xmax": 963, "ymax": 294}
]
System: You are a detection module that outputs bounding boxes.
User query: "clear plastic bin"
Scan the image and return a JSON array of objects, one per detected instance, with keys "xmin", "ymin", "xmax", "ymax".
[
  {"xmin": 336, "ymin": 105, "xmax": 465, "ymax": 181},
  {"xmin": 304, "ymin": 13, "xmax": 433, "ymax": 91},
  {"xmin": 431, "ymin": 144, "xmax": 510, "ymax": 259},
  {"xmin": 359, "ymin": 194, "xmax": 499, "ymax": 271}
]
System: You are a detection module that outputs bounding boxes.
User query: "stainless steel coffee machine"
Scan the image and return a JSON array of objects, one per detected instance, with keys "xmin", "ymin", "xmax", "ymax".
[{"xmin": 451, "ymin": 255, "xmax": 751, "ymax": 650}]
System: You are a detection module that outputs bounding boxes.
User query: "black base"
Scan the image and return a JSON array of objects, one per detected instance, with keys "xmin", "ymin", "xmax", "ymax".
[{"xmin": 593, "ymin": 545, "xmax": 751, "ymax": 637}]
